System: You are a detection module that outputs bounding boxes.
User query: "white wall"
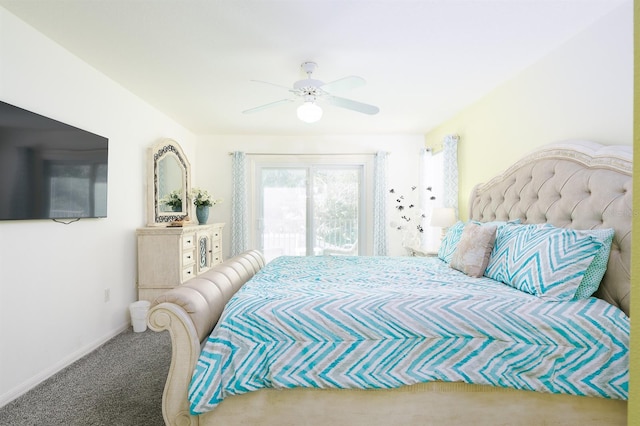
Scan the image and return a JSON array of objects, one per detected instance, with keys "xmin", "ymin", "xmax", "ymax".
[
  {"xmin": 194, "ymin": 134, "xmax": 426, "ymax": 257},
  {"xmin": 425, "ymin": 1, "xmax": 633, "ymax": 219},
  {"xmin": 0, "ymin": 8, "xmax": 196, "ymax": 405}
]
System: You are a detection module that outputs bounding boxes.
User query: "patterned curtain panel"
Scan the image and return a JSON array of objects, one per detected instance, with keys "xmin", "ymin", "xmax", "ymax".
[
  {"xmin": 373, "ymin": 151, "xmax": 388, "ymax": 256},
  {"xmin": 443, "ymin": 135, "xmax": 459, "ymax": 217},
  {"xmin": 231, "ymin": 151, "xmax": 249, "ymax": 256}
]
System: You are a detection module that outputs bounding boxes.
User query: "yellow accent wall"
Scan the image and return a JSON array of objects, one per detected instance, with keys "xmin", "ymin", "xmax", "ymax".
[
  {"xmin": 426, "ymin": 2, "xmax": 635, "ymax": 421},
  {"xmin": 425, "ymin": 3, "xmax": 632, "ymax": 221},
  {"xmin": 630, "ymin": 1, "xmax": 638, "ymax": 424}
]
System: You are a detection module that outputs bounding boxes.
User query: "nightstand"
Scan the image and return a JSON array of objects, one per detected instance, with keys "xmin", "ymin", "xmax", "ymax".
[{"xmin": 404, "ymin": 246, "xmax": 438, "ymax": 257}]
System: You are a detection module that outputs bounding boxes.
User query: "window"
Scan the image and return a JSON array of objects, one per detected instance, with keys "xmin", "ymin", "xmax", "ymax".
[
  {"xmin": 424, "ymin": 150, "xmax": 444, "ymax": 209},
  {"xmin": 250, "ymin": 155, "xmax": 372, "ymax": 262},
  {"xmin": 421, "ymin": 150, "xmax": 445, "ymax": 251}
]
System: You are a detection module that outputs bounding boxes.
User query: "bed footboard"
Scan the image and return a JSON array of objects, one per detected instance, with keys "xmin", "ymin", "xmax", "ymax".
[{"xmin": 147, "ymin": 249, "xmax": 265, "ymax": 426}]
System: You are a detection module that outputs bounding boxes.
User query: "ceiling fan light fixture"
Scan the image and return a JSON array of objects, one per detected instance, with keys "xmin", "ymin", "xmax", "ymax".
[
  {"xmin": 297, "ymin": 101, "xmax": 323, "ymax": 123},
  {"xmin": 244, "ymin": 62, "xmax": 378, "ymax": 119}
]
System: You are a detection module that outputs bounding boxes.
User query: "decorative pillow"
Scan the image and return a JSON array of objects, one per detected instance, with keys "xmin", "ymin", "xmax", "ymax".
[
  {"xmin": 437, "ymin": 219, "xmax": 519, "ymax": 264},
  {"xmin": 574, "ymin": 228, "xmax": 615, "ymax": 299},
  {"xmin": 437, "ymin": 221, "xmax": 465, "ymax": 263},
  {"xmin": 450, "ymin": 223, "xmax": 497, "ymax": 277},
  {"xmin": 484, "ymin": 224, "xmax": 603, "ymax": 300},
  {"xmin": 526, "ymin": 225, "xmax": 614, "ymax": 300},
  {"xmin": 529, "ymin": 224, "xmax": 614, "ymax": 299}
]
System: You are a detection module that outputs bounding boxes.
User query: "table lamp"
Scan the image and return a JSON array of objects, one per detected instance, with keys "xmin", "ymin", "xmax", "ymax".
[{"xmin": 430, "ymin": 207, "xmax": 457, "ymax": 240}]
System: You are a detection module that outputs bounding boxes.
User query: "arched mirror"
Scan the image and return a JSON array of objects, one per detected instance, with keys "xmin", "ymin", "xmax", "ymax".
[{"xmin": 147, "ymin": 139, "xmax": 191, "ymax": 226}]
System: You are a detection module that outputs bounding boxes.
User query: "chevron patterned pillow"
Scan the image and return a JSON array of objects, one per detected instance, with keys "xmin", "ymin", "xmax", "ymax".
[
  {"xmin": 485, "ymin": 224, "xmax": 603, "ymax": 300},
  {"xmin": 520, "ymin": 224, "xmax": 615, "ymax": 300},
  {"xmin": 437, "ymin": 220, "xmax": 465, "ymax": 263},
  {"xmin": 574, "ymin": 228, "xmax": 615, "ymax": 299}
]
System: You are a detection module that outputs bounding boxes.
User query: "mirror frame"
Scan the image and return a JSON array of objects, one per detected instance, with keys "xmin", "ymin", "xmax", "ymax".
[{"xmin": 147, "ymin": 138, "xmax": 191, "ymax": 226}]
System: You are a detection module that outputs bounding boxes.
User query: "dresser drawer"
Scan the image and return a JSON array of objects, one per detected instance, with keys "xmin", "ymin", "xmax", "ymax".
[
  {"xmin": 212, "ymin": 251, "xmax": 223, "ymax": 265},
  {"xmin": 182, "ymin": 249, "xmax": 195, "ymax": 266},
  {"xmin": 182, "ymin": 234, "xmax": 196, "ymax": 250},
  {"xmin": 182, "ymin": 264, "xmax": 196, "ymax": 282}
]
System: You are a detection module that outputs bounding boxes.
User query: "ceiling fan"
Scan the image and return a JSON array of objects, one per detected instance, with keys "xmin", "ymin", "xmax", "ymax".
[{"xmin": 242, "ymin": 62, "xmax": 380, "ymax": 123}]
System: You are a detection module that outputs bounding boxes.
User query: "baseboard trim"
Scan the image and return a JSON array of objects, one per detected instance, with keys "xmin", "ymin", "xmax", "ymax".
[{"xmin": 0, "ymin": 323, "xmax": 130, "ymax": 408}]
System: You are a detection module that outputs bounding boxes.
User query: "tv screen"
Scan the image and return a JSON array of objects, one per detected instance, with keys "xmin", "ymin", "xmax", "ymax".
[{"xmin": 0, "ymin": 100, "xmax": 108, "ymax": 220}]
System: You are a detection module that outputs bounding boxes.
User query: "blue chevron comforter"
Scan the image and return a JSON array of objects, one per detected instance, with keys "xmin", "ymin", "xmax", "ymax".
[{"xmin": 188, "ymin": 256, "xmax": 629, "ymax": 414}]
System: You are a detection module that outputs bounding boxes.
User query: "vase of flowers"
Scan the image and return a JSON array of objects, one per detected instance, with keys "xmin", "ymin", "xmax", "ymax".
[
  {"xmin": 195, "ymin": 206, "xmax": 209, "ymax": 224},
  {"xmin": 191, "ymin": 188, "xmax": 222, "ymax": 225},
  {"xmin": 160, "ymin": 189, "xmax": 183, "ymax": 212}
]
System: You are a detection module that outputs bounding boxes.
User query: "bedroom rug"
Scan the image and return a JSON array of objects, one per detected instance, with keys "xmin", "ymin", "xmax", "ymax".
[{"xmin": 0, "ymin": 328, "xmax": 170, "ymax": 426}]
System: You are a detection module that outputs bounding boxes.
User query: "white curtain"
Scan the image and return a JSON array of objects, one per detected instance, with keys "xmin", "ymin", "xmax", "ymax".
[
  {"xmin": 373, "ymin": 151, "xmax": 387, "ymax": 256},
  {"xmin": 231, "ymin": 151, "xmax": 249, "ymax": 256},
  {"xmin": 419, "ymin": 147, "xmax": 436, "ymax": 250},
  {"xmin": 443, "ymin": 135, "xmax": 459, "ymax": 217}
]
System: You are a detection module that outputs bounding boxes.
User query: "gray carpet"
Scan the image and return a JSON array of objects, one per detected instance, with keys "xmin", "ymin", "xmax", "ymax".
[{"xmin": 0, "ymin": 328, "xmax": 171, "ymax": 426}]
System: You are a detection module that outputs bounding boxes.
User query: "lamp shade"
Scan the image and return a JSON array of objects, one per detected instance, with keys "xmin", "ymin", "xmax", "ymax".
[
  {"xmin": 297, "ymin": 102, "xmax": 323, "ymax": 123},
  {"xmin": 430, "ymin": 207, "xmax": 456, "ymax": 228}
]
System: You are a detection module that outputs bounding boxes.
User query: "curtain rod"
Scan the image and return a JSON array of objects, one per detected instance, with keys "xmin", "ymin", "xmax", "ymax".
[{"xmin": 228, "ymin": 152, "xmax": 381, "ymax": 156}]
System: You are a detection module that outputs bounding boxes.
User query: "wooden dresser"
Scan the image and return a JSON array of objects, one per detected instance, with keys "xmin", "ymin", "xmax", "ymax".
[{"xmin": 136, "ymin": 223, "xmax": 224, "ymax": 301}]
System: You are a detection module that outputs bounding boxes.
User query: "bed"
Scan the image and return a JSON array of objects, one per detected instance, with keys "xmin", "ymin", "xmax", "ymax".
[{"xmin": 148, "ymin": 140, "xmax": 631, "ymax": 426}]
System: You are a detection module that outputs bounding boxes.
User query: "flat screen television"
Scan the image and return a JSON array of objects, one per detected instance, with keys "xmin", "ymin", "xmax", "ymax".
[{"xmin": 0, "ymin": 100, "xmax": 108, "ymax": 220}]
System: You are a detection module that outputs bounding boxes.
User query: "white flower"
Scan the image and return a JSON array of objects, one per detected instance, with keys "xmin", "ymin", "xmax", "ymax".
[
  {"xmin": 159, "ymin": 189, "xmax": 182, "ymax": 207},
  {"xmin": 190, "ymin": 188, "xmax": 222, "ymax": 207}
]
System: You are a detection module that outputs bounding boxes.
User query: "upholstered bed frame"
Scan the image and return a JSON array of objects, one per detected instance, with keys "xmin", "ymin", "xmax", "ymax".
[{"xmin": 148, "ymin": 141, "xmax": 631, "ymax": 425}]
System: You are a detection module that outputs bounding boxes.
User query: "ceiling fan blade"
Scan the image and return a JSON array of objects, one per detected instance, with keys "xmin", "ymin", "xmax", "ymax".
[
  {"xmin": 250, "ymin": 80, "xmax": 293, "ymax": 91},
  {"xmin": 321, "ymin": 76, "xmax": 366, "ymax": 93},
  {"xmin": 242, "ymin": 99, "xmax": 294, "ymax": 114},
  {"xmin": 326, "ymin": 96, "xmax": 379, "ymax": 115}
]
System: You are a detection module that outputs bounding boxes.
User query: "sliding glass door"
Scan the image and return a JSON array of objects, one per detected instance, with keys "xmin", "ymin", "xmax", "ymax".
[
  {"xmin": 257, "ymin": 165, "xmax": 362, "ymax": 261},
  {"xmin": 259, "ymin": 168, "xmax": 307, "ymax": 259}
]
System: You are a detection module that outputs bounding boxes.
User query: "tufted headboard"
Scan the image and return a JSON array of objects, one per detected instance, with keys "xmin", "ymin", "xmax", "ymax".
[{"xmin": 469, "ymin": 141, "xmax": 632, "ymax": 316}]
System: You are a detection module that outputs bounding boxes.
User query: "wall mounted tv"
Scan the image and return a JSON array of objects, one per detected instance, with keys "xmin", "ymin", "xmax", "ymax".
[{"xmin": 0, "ymin": 100, "xmax": 108, "ymax": 221}]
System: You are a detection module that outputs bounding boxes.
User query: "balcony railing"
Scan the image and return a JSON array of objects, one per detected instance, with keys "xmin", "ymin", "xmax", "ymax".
[{"xmin": 262, "ymin": 218, "xmax": 358, "ymax": 261}]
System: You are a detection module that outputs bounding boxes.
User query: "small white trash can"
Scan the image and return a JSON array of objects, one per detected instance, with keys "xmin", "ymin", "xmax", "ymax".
[{"xmin": 129, "ymin": 300, "xmax": 151, "ymax": 332}]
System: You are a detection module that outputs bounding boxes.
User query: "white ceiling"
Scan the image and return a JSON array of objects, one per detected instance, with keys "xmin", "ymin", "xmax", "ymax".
[{"xmin": 0, "ymin": 0, "xmax": 628, "ymax": 135}]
